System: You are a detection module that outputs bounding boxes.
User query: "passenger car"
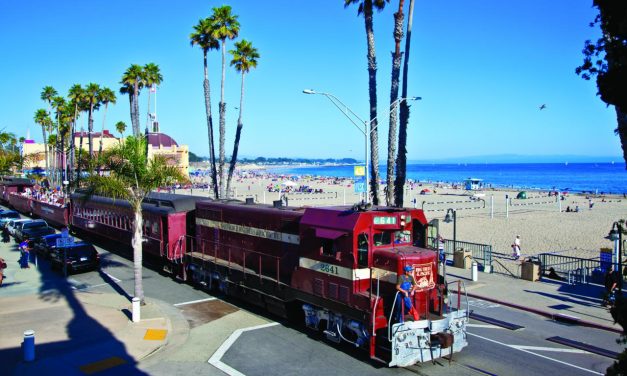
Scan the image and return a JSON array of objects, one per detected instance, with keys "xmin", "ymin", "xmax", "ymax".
[
  {"xmin": 15, "ymin": 219, "xmax": 55, "ymax": 242},
  {"xmin": 7, "ymin": 219, "xmax": 32, "ymax": 236},
  {"xmin": 0, "ymin": 210, "xmax": 20, "ymax": 227},
  {"xmin": 49, "ymin": 242, "xmax": 100, "ymax": 274},
  {"xmin": 31, "ymin": 233, "xmax": 63, "ymax": 258}
]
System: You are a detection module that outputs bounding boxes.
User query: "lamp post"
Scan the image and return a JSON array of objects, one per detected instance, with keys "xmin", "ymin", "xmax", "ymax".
[
  {"xmin": 609, "ymin": 222, "xmax": 622, "ymax": 271},
  {"xmin": 444, "ymin": 208, "xmax": 457, "ymax": 279},
  {"xmin": 303, "ymin": 89, "xmax": 420, "ymax": 205}
]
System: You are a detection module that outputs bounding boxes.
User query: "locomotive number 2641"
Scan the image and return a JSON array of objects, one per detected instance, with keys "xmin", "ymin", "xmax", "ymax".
[{"xmin": 319, "ymin": 263, "xmax": 339, "ymax": 275}]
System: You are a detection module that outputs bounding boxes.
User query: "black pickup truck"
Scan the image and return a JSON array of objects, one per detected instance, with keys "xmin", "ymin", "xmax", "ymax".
[{"xmin": 16, "ymin": 219, "xmax": 56, "ymax": 242}]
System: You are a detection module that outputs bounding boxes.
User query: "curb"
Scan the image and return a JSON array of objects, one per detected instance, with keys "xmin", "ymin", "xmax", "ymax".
[{"xmin": 466, "ymin": 292, "xmax": 623, "ymax": 334}]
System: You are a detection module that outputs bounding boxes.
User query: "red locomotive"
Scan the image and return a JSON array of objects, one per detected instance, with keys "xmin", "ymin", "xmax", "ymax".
[{"xmin": 187, "ymin": 200, "xmax": 469, "ymax": 367}]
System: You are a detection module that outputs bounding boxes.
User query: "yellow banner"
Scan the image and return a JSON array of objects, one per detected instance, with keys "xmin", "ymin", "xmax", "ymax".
[{"xmin": 354, "ymin": 166, "xmax": 365, "ymax": 176}]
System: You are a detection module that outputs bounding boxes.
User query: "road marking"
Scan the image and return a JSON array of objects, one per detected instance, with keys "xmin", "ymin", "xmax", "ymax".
[
  {"xmin": 511, "ymin": 345, "xmax": 588, "ymax": 354},
  {"xmin": 467, "ymin": 332, "xmax": 603, "ymax": 375},
  {"xmin": 73, "ymin": 282, "xmax": 109, "ymax": 291},
  {"xmin": 466, "ymin": 324, "xmax": 505, "ymax": 329},
  {"xmin": 468, "ymin": 299, "xmax": 500, "ymax": 309},
  {"xmin": 173, "ymin": 297, "xmax": 217, "ymax": 306},
  {"xmin": 208, "ymin": 322, "xmax": 280, "ymax": 376}
]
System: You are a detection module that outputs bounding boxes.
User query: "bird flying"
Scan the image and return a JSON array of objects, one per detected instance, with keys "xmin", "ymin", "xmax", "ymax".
[{"xmin": 539, "ymin": 104, "xmax": 546, "ymax": 110}]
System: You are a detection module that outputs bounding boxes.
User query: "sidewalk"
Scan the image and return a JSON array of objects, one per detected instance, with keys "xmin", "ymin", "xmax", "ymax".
[
  {"xmin": 446, "ymin": 263, "xmax": 621, "ymax": 333},
  {"xmin": 0, "ymin": 242, "xmax": 189, "ymax": 376}
]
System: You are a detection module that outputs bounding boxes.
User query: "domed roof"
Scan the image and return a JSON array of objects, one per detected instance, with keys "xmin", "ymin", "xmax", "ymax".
[{"xmin": 147, "ymin": 132, "xmax": 178, "ymax": 148}]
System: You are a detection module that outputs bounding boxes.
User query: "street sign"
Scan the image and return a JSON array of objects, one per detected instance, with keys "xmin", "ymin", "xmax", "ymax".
[
  {"xmin": 354, "ymin": 177, "xmax": 366, "ymax": 193},
  {"xmin": 56, "ymin": 237, "xmax": 74, "ymax": 248},
  {"xmin": 354, "ymin": 166, "xmax": 365, "ymax": 177},
  {"xmin": 61, "ymin": 228, "xmax": 69, "ymax": 239}
]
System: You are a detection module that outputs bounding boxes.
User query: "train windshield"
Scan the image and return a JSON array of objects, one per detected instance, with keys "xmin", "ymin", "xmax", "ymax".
[{"xmin": 373, "ymin": 230, "xmax": 411, "ymax": 247}]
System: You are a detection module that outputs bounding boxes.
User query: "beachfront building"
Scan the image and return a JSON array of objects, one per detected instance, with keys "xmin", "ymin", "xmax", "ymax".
[{"xmin": 21, "ymin": 130, "xmax": 189, "ymax": 177}]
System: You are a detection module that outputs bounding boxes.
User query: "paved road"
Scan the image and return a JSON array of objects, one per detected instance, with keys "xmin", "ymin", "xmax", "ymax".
[{"xmin": 54, "ymin": 237, "xmax": 617, "ymax": 376}]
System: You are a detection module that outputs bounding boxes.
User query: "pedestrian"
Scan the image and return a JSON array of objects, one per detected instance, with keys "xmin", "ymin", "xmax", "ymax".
[
  {"xmin": 19, "ymin": 240, "xmax": 30, "ymax": 268},
  {"xmin": 589, "ymin": 199, "xmax": 594, "ymax": 209},
  {"xmin": 604, "ymin": 268, "xmax": 622, "ymax": 306},
  {"xmin": 1, "ymin": 225, "xmax": 9, "ymax": 243},
  {"xmin": 0, "ymin": 256, "xmax": 6, "ymax": 286},
  {"xmin": 437, "ymin": 235, "xmax": 446, "ymax": 263},
  {"xmin": 512, "ymin": 235, "xmax": 521, "ymax": 260}
]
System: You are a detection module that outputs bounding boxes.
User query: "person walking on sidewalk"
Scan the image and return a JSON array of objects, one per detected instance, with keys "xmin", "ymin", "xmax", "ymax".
[
  {"xmin": 0, "ymin": 257, "xmax": 6, "ymax": 286},
  {"xmin": 18, "ymin": 240, "xmax": 30, "ymax": 268}
]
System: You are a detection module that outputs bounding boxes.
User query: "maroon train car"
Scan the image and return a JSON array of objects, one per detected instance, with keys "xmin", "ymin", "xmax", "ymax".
[
  {"xmin": 31, "ymin": 199, "xmax": 70, "ymax": 227},
  {"xmin": 187, "ymin": 201, "xmax": 469, "ymax": 367},
  {"xmin": 70, "ymin": 191, "xmax": 203, "ymax": 274},
  {"xmin": 0, "ymin": 177, "xmax": 34, "ymax": 205},
  {"xmin": 8, "ymin": 192, "xmax": 32, "ymax": 215}
]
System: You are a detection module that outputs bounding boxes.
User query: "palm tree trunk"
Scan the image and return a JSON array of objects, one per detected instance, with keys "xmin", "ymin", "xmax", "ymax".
[
  {"xmin": 132, "ymin": 206, "xmax": 145, "ymax": 304},
  {"xmin": 128, "ymin": 95, "xmax": 136, "ymax": 137},
  {"xmin": 203, "ymin": 51, "xmax": 219, "ymax": 199},
  {"xmin": 364, "ymin": 0, "xmax": 381, "ymax": 205},
  {"xmin": 97, "ymin": 103, "xmax": 109, "ymax": 175},
  {"xmin": 226, "ymin": 73, "xmax": 246, "ymax": 198},
  {"xmin": 147, "ymin": 87, "xmax": 152, "ymax": 132},
  {"xmin": 616, "ymin": 106, "xmax": 627, "ymax": 168},
  {"xmin": 133, "ymin": 84, "xmax": 141, "ymax": 136},
  {"xmin": 394, "ymin": 0, "xmax": 415, "ymax": 208},
  {"xmin": 386, "ymin": 0, "xmax": 405, "ymax": 206},
  {"xmin": 218, "ymin": 40, "xmax": 227, "ymax": 199},
  {"xmin": 70, "ymin": 105, "xmax": 78, "ymax": 185},
  {"xmin": 88, "ymin": 103, "xmax": 94, "ymax": 162},
  {"xmin": 77, "ymin": 127, "xmax": 84, "ymax": 186},
  {"xmin": 41, "ymin": 127, "xmax": 49, "ymax": 176}
]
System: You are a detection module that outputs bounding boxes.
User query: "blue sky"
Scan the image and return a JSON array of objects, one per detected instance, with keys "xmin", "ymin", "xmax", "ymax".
[{"xmin": 0, "ymin": 0, "xmax": 620, "ymax": 161}]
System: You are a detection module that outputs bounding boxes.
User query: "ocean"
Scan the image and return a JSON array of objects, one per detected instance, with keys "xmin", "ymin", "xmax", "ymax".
[{"xmin": 272, "ymin": 163, "xmax": 627, "ymax": 194}]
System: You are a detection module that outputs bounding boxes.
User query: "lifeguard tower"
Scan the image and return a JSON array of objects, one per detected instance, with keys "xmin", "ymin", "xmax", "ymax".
[{"xmin": 464, "ymin": 178, "xmax": 483, "ymax": 191}]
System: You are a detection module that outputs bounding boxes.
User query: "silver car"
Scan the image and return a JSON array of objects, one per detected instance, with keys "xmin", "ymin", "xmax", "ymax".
[{"xmin": 7, "ymin": 219, "xmax": 32, "ymax": 237}]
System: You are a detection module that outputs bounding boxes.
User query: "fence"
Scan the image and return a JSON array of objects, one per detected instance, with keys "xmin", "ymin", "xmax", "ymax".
[
  {"xmin": 428, "ymin": 237, "xmax": 492, "ymax": 272},
  {"xmin": 537, "ymin": 253, "xmax": 627, "ymax": 285}
]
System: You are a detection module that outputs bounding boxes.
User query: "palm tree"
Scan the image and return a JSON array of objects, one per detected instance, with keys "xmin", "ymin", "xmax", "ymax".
[
  {"xmin": 84, "ymin": 83, "xmax": 102, "ymax": 160},
  {"xmin": 51, "ymin": 96, "xmax": 67, "ymax": 185},
  {"xmin": 68, "ymin": 84, "xmax": 84, "ymax": 183},
  {"xmin": 96, "ymin": 87, "xmax": 116, "ymax": 174},
  {"xmin": 34, "ymin": 109, "xmax": 52, "ymax": 175},
  {"xmin": 344, "ymin": 0, "xmax": 388, "ymax": 205},
  {"xmin": 209, "ymin": 5, "xmax": 240, "ymax": 198},
  {"xmin": 120, "ymin": 64, "xmax": 145, "ymax": 136},
  {"xmin": 143, "ymin": 63, "xmax": 163, "ymax": 132},
  {"xmin": 190, "ymin": 17, "xmax": 220, "ymax": 199},
  {"xmin": 85, "ymin": 136, "xmax": 185, "ymax": 303},
  {"xmin": 41, "ymin": 86, "xmax": 57, "ymax": 177},
  {"xmin": 115, "ymin": 121, "xmax": 127, "ymax": 142},
  {"xmin": 226, "ymin": 40, "xmax": 259, "ymax": 198},
  {"xmin": 385, "ymin": 0, "xmax": 405, "ymax": 206},
  {"xmin": 394, "ymin": 0, "xmax": 415, "ymax": 207}
]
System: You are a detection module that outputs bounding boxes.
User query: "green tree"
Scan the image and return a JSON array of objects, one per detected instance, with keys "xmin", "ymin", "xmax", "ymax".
[
  {"xmin": 68, "ymin": 84, "xmax": 85, "ymax": 182},
  {"xmin": 85, "ymin": 136, "xmax": 185, "ymax": 303},
  {"xmin": 120, "ymin": 64, "xmax": 145, "ymax": 137},
  {"xmin": 143, "ymin": 63, "xmax": 163, "ymax": 132},
  {"xmin": 576, "ymin": 2, "xmax": 627, "ymax": 168},
  {"xmin": 34, "ymin": 109, "xmax": 52, "ymax": 174},
  {"xmin": 84, "ymin": 83, "xmax": 102, "ymax": 159},
  {"xmin": 209, "ymin": 5, "xmax": 240, "ymax": 198},
  {"xmin": 115, "ymin": 121, "xmax": 127, "ymax": 142},
  {"xmin": 344, "ymin": 0, "xmax": 388, "ymax": 205},
  {"xmin": 98, "ymin": 87, "xmax": 117, "ymax": 166},
  {"xmin": 394, "ymin": 0, "xmax": 415, "ymax": 207},
  {"xmin": 385, "ymin": 0, "xmax": 405, "ymax": 206},
  {"xmin": 190, "ymin": 17, "xmax": 220, "ymax": 198},
  {"xmin": 226, "ymin": 39, "xmax": 259, "ymax": 197},
  {"xmin": 40, "ymin": 86, "xmax": 58, "ymax": 176},
  {"xmin": 51, "ymin": 95, "xmax": 66, "ymax": 185}
]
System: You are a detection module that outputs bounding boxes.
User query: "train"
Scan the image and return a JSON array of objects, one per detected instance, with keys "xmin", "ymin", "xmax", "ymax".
[{"xmin": 0, "ymin": 178, "xmax": 469, "ymax": 367}]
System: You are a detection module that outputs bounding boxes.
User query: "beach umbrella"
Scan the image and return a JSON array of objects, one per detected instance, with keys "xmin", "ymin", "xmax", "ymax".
[
  {"xmin": 516, "ymin": 191, "xmax": 527, "ymax": 199},
  {"xmin": 282, "ymin": 181, "xmax": 298, "ymax": 187}
]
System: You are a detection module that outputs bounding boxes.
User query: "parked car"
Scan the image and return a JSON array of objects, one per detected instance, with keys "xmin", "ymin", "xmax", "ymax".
[
  {"xmin": 15, "ymin": 219, "xmax": 55, "ymax": 242},
  {"xmin": 50, "ymin": 242, "xmax": 100, "ymax": 274},
  {"xmin": 30, "ymin": 233, "xmax": 63, "ymax": 258},
  {"xmin": 0, "ymin": 210, "xmax": 20, "ymax": 227},
  {"xmin": 6, "ymin": 219, "xmax": 32, "ymax": 237}
]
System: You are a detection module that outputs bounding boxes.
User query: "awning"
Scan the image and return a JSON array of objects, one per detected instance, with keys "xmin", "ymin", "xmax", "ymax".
[{"xmin": 315, "ymin": 228, "xmax": 347, "ymax": 240}]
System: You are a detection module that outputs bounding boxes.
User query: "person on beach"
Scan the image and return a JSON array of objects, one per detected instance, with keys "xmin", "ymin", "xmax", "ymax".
[
  {"xmin": 512, "ymin": 235, "xmax": 521, "ymax": 260},
  {"xmin": 589, "ymin": 199, "xmax": 594, "ymax": 209}
]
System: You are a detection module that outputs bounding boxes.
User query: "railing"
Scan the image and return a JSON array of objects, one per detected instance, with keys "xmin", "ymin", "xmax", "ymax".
[
  {"xmin": 537, "ymin": 253, "xmax": 627, "ymax": 285},
  {"xmin": 428, "ymin": 237, "xmax": 492, "ymax": 272}
]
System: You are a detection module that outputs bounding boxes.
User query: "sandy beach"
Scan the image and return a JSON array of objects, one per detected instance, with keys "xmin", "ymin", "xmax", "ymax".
[{"xmin": 182, "ymin": 166, "xmax": 626, "ymax": 264}]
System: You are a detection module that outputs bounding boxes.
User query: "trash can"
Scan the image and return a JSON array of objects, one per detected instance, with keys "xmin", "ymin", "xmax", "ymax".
[
  {"xmin": 521, "ymin": 259, "xmax": 540, "ymax": 281},
  {"xmin": 453, "ymin": 249, "xmax": 472, "ymax": 269}
]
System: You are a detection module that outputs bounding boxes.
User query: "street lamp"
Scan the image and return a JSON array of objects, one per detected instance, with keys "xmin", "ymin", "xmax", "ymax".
[
  {"xmin": 443, "ymin": 208, "xmax": 457, "ymax": 279},
  {"xmin": 303, "ymin": 89, "xmax": 420, "ymax": 205},
  {"xmin": 609, "ymin": 222, "xmax": 623, "ymax": 271}
]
